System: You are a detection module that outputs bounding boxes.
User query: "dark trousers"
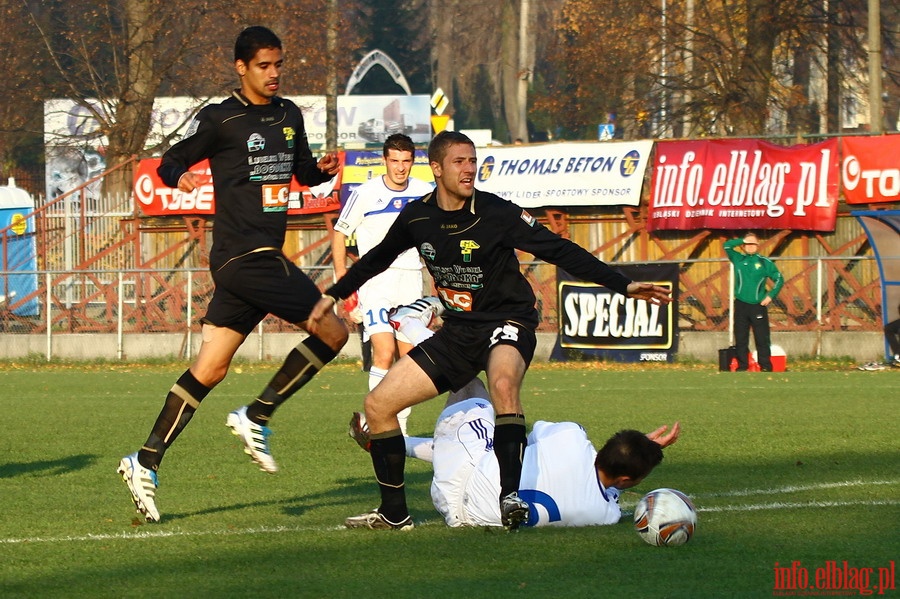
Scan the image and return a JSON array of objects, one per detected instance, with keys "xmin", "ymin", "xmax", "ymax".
[
  {"xmin": 734, "ymin": 299, "xmax": 772, "ymax": 370},
  {"xmin": 885, "ymin": 318, "xmax": 900, "ymax": 357}
]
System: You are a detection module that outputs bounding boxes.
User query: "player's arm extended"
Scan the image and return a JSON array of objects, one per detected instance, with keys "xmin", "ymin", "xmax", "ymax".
[{"xmin": 646, "ymin": 422, "xmax": 680, "ymax": 448}]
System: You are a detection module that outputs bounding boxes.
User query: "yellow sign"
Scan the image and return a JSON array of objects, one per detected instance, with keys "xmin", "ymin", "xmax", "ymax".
[
  {"xmin": 10, "ymin": 213, "xmax": 27, "ymax": 235},
  {"xmin": 430, "ymin": 88, "xmax": 449, "ymax": 116},
  {"xmin": 342, "ymin": 154, "xmax": 434, "ymax": 185},
  {"xmin": 431, "ymin": 114, "xmax": 451, "ymax": 134}
]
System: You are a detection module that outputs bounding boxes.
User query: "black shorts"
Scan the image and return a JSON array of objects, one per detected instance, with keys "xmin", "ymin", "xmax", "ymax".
[
  {"xmin": 408, "ymin": 318, "xmax": 537, "ymax": 393},
  {"xmin": 202, "ymin": 249, "xmax": 321, "ymax": 336}
]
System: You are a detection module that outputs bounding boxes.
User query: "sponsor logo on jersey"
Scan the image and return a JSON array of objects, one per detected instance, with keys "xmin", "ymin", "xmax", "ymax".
[
  {"xmin": 459, "ymin": 240, "xmax": 479, "ymax": 262},
  {"xmin": 283, "ymin": 127, "xmax": 295, "ymax": 149},
  {"xmin": 437, "ymin": 287, "xmax": 473, "ymax": 311},
  {"xmin": 247, "ymin": 133, "xmax": 266, "ymax": 152},
  {"xmin": 520, "ymin": 210, "xmax": 535, "ymax": 226},
  {"xmin": 477, "ymin": 156, "xmax": 495, "ymax": 182},
  {"xmin": 420, "ymin": 243, "xmax": 436, "ymax": 261},
  {"xmin": 261, "ymin": 183, "xmax": 289, "ymax": 212}
]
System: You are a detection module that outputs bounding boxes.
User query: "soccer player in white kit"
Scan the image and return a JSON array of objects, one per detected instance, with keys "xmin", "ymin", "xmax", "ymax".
[
  {"xmin": 331, "ymin": 134, "xmax": 434, "ymax": 434},
  {"xmin": 349, "ymin": 301, "xmax": 681, "ymax": 528}
]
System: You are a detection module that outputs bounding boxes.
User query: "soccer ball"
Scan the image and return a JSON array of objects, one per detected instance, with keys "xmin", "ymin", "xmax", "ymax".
[{"xmin": 633, "ymin": 488, "xmax": 697, "ymax": 547}]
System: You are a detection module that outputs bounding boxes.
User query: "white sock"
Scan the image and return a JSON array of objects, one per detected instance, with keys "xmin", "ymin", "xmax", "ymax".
[
  {"xmin": 405, "ymin": 436, "xmax": 434, "ymax": 462},
  {"xmin": 368, "ymin": 366, "xmax": 388, "ymax": 391},
  {"xmin": 397, "ymin": 406, "xmax": 411, "ymax": 436},
  {"xmin": 370, "ymin": 366, "xmax": 411, "ymax": 435}
]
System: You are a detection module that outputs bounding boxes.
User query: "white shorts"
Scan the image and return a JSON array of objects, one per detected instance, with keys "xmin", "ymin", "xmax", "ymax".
[
  {"xmin": 358, "ymin": 268, "xmax": 423, "ymax": 342},
  {"xmin": 430, "ymin": 398, "xmax": 501, "ymax": 527}
]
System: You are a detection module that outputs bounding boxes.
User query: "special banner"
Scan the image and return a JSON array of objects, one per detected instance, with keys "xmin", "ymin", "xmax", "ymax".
[
  {"xmin": 648, "ymin": 138, "xmax": 839, "ymax": 231},
  {"xmin": 551, "ymin": 263, "xmax": 679, "ymax": 363},
  {"xmin": 474, "ymin": 141, "xmax": 654, "ymax": 208},
  {"xmin": 133, "ymin": 155, "xmax": 345, "ymax": 216},
  {"xmin": 841, "ymin": 135, "xmax": 900, "ymax": 204}
]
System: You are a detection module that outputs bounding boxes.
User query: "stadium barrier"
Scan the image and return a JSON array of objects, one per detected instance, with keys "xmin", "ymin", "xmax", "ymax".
[{"xmin": 0, "ymin": 255, "xmax": 886, "ymax": 362}]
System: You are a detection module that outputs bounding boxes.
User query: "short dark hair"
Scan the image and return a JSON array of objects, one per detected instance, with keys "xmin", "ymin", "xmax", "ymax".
[
  {"xmin": 234, "ymin": 26, "xmax": 281, "ymax": 64},
  {"xmin": 428, "ymin": 130, "xmax": 474, "ymax": 165},
  {"xmin": 383, "ymin": 134, "xmax": 415, "ymax": 157},
  {"xmin": 595, "ymin": 429, "xmax": 664, "ymax": 480}
]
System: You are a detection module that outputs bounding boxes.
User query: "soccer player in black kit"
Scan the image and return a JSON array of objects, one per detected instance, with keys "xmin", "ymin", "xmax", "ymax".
[
  {"xmin": 117, "ymin": 26, "xmax": 348, "ymax": 522},
  {"xmin": 308, "ymin": 130, "xmax": 672, "ymax": 530}
]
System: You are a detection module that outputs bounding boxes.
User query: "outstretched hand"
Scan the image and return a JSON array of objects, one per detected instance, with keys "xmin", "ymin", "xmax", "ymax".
[
  {"xmin": 626, "ymin": 282, "xmax": 673, "ymax": 305},
  {"xmin": 318, "ymin": 152, "xmax": 340, "ymax": 176},
  {"xmin": 646, "ymin": 421, "xmax": 681, "ymax": 448}
]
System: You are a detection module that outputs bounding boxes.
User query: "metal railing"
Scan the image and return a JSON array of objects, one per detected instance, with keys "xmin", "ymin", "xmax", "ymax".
[{"xmin": 0, "ymin": 255, "xmax": 883, "ymax": 360}]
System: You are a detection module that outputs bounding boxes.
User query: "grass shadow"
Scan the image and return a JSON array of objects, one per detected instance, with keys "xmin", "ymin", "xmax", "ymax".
[{"xmin": 0, "ymin": 454, "xmax": 96, "ymax": 479}]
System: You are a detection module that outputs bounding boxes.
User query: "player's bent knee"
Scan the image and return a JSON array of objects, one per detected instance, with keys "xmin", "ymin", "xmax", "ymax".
[{"xmin": 314, "ymin": 313, "xmax": 349, "ymax": 350}]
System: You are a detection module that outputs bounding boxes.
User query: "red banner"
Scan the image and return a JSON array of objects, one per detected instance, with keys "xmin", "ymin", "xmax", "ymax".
[
  {"xmin": 132, "ymin": 154, "xmax": 344, "ymax": 216},
  {"xmin": 841, "ymin": 135, "xmax": 900, "ymax": 204},
  {"xmin": 648, "ymin": 138, "xmax": 839, "ymax": 232}
]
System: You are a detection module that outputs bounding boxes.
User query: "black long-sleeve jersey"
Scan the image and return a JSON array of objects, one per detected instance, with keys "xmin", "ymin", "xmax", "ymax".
[
  {"xmin": 327, "ymin": 189, "xmax": 633, "ymax": 327},
  {"xmin": 158, "ymin": 90, "xmax": 332, "ymax": 269}
]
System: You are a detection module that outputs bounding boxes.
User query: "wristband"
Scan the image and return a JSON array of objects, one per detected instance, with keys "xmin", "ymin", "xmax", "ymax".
[{"xmin": 321, "ymin": 293, "xmax": 337, "ymax": 305}]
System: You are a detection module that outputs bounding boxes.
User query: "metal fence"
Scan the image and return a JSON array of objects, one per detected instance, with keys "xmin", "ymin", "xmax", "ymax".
[{"xmin": 0, "ymin": 255, "xmax": 883, "ymax": 360}]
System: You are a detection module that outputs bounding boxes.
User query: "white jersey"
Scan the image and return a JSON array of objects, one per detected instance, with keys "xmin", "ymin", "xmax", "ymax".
[
  {"xmin": 333, "ymin": 176, "xmax": 433, "ymax": 270},
  {"xmin": 431, "ymin": 399, "xmax": 621, "ymax": 528}
]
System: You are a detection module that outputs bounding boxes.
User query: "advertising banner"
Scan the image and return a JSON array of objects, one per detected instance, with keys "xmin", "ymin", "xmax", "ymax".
[
  {"xmin": 551, "ymin": 263, "xmax": 679, "ymax": 363},
  {"xmin": 841, "ymin": 136, "xmax": 900, "ymax": 204},
  {"xmin": 45, "ymin": 95, "xmax": 429, "ymax": 202},
  {"xmin": 474, "ymin": 141, "xmax": 654, "ymax": 209},
  {"xmin": 648, "ymin": 138, "xmax": 839, "ymax": 231},
  {"xmin": 133, "ymin": 154, "xmax": 344, "ymax": 216}
]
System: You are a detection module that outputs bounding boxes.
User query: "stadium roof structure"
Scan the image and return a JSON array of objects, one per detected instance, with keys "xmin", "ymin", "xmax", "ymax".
[{"xmin": 852, "ymin": 210, "xmax": 900, "ymax": 359}]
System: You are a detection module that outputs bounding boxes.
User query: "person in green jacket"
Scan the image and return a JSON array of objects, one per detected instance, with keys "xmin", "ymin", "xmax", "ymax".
[{"xmin": 724, "ymin": 233, "xmax": 784, "ymax": 371}]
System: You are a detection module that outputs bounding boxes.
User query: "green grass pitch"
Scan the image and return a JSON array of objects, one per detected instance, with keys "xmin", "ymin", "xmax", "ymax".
[{"xmin": 0, "ymin": 361, "xmax": 897, "ymax": 598}]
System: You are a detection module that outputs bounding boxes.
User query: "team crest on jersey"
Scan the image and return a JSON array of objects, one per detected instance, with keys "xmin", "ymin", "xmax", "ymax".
[
  {"xmin": 460, "ymin": 240, "xmax": 480, "ymax": 263},
  {"xmin": 283, "ymin": 127, "xmax": 295, "ymax": 149},
  {"xmin": 420, "ymin": 243, "xmax": 436, "ymax": 261},
  {"xmin": 520, "ymin": 210, "xmax": 535, "ymax": 226},
  {"xmin": 392, "ymin": 198, "xmax": 404, "ymax": 209},
  {"xmin": 247, "ymin": 133, "xmax": 266, "ymax": 152}
]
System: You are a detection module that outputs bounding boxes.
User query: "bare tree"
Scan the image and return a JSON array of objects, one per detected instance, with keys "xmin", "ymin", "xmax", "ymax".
[
  {"xmin": 21, "ymin": 0, "xmax": 241, "ymax": 197},
  {"xmin": 533, "ymin": 0, "xmax": 898, "ymax": 139}
]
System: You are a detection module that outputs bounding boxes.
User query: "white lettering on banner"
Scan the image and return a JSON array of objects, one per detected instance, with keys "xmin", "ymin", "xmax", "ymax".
[
  {"xmin": 562, "ymin": 292, "xmax": 662, "ymax": 339},
  {"xmin": 133, "ymin": 172, "xmax": 214, "ymax": 212},
  {"xmin": 843, "ymin": 155, "xmax": 900, "ymax": 200},
  {"xmin": 652, "ymin": 146, "xmax": 834, "ymax": 220}
]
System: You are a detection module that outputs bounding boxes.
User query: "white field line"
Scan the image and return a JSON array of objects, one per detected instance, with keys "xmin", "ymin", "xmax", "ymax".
[
  {"xmin": 1, "ymin": 479, "xmax": 897, "ymax": 546},
  {"xmin": 691, "ymin": 478, "xmax": 900, "ymax": 499},
  {"xmin": 698, "ymin": 499, "xmax": 900, "ymax": 513},
  {"xmin": 0, "ymin": 524, "xmax": 346, "ymax": 545}
]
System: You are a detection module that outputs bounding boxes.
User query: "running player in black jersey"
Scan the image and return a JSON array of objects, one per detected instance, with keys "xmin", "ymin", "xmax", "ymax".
[
  {"xmin": 308, "ymin": 130, "xmax": 672, "ymax": 530},
  {"xmin": 118, "ymin": 26, "xmax": 348, "ymax": 522}
]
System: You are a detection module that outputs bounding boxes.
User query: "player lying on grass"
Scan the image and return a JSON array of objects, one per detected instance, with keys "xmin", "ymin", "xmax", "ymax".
[{"xmin": 345, "ymin": 298, "xmax": 680, "ymax": 528}]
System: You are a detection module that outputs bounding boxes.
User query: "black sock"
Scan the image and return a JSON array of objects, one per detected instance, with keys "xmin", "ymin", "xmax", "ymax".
[
  {"xmin": 247, "ymin": 336, "xmax": 337, "ymax": 424},
  {"xmin": 138, "ymin": 370, "xmax": 211, "ymax": 471},
  {"xmin": 369, "ymin": 430, "xmax": 408, "ymax": 523},
  {"xmin": 493, "ymin": 414, "xmax": 527, "ymax": 500}
]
